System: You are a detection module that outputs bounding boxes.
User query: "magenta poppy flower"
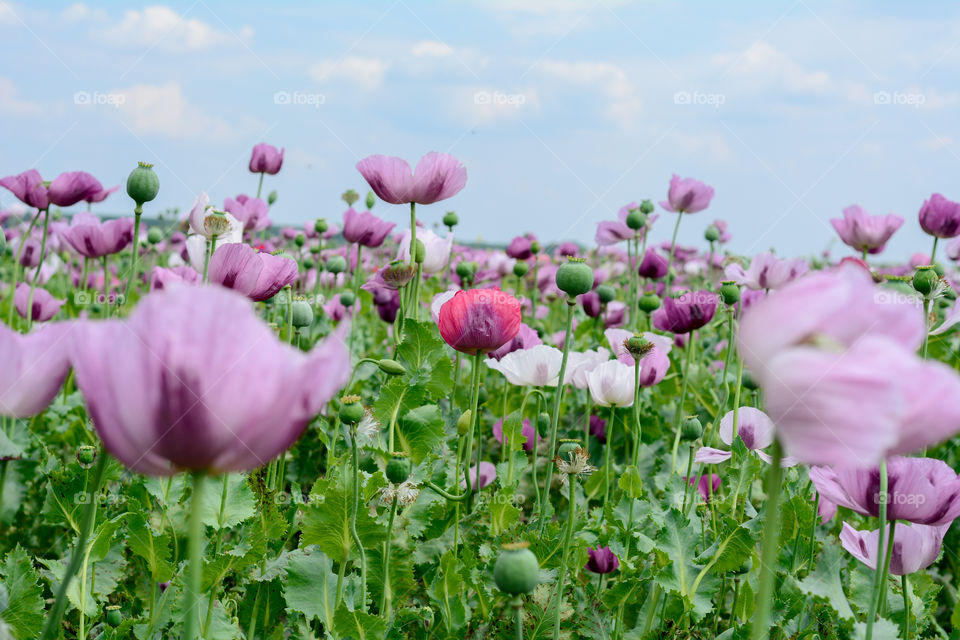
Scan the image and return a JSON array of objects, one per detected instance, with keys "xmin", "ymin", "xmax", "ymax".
[
  {"xmin": 85, "ymin": 185, "xmax": 120, "ymax": 204},
  {"xmin": 506, "ymin": 234, "xmax": 535, "ymax": 260},
  {"xmin": 492, "ymin": 417, "xmax": 536, "ymax": 452},
  {"xmin": 581, "ymin": 291, "xmax": 602, "ymax": 318},
  {"xmin": 371, "ymin": 287, "xmax": 401, "ymax": 323},
  {"xmin": 585, "ymin": 546, "xmax": 619, "ymax": 574},
  {"xmin": 652, "ymin": 291, "xmax": 718, "ymax": 334},
  {"xmin": 47, "ymin": 171, "xmax": 104, "ymax": 207},
  {"xmin": 14, "ymin": 283, "xmax": 64, "ymax": 322},
  {"xmin": 462, "ymin": 461, "xmax": 496, "ymax": 490},
  {"xmin": 595, "ymin": 202, "xmax": 656, "ymax": 246},
  {"xmin": 437, "ymin": 288, "xmax": 522, "ymax": 355},
  {"xmin": 809, "ymin": 457, "xmax": 960, "ymax": 525},
  {"xmin": 71, "ymin": 285, "xmax": 349, "ymax": 475},
  {"xmin": 659, "ymin": 174, "xmax": 714, "ymax": 214},
  {"xmin": 0, "ymin": 169, "xmax": 49, "ymax": 209},
  {"xmin": 556, "ymin": 242, "xmax": 579, "ymax": 258},
  {"xmin": 356, "ymin": 152, "xmax": 466, "ymax": 205},
  {"xmin": 342, "ymin": 208, "xmax": 396, "ymax": 248},
  {"xmin": 830, "ymin": 205, "xmax": 904, "ymax": 254},
  {"xmin": 724, "ymin": 252, "xmax": 808, "ymax": 290},
  {"xmin": 208, "ymin": 243, "xmax": 298, "ymax": 302},
  {"xmin": 224, "ymin": 194, "xmax": 271, "ymax": 232},
  {"xmin": 59, "ymin": 212, "xmax": 134, "ymax": 258},
  {"xmin": 249, "ymin": 142, "xmax": 284, "ymax": 175},
  {"xmin": 150, "ymin": 266, "xmax": 201, "ymax": 291},
  {"xmin": 0, "ymin": 322, "xmax": 74, "ymax": 417},
  {"xmin": 918, "ymin": 193, "xmax": 960, "ymax": 239},
  {"xmin": 488, "ymin": 322, "xmax": 542, "ymax": 361},
  {"xmin": 638, "ymin": 249, "xmax": 668, "ymax": 279},
  {"xmin": 841, "ymin": 522, "xmax": 948, "ymax": 575},
  {"xmin": 685, "ymin": 474, "xmax": 721, "ymax": 502}
]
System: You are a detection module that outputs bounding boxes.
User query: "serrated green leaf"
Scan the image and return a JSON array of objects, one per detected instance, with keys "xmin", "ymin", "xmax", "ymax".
[
  {"xmin": 333, "ymin": 604, "xmax": 386, "ymax": 639},
  {"xmin": 794, "ymin": 541, "xmax": 854, "ymax": 621},
  {"xmin": 126, "ymin": 514, "xmax": 174, "ymax": 583},
  {"xmin": 0, "ymin": 545, "xmax": 44, "ymax": 638},
  {"xmin": 396, "ymin": 404, "xmax": 445, "ymax": 464},
  {"xmin": 282, "ymin": 548, "xmax": 339, "ymax": 630},
  {"xmin": 301, "ymin": 476, "xmax": 385, "ymax": 563},
  {"xmin": 199, "ymin": 474, "xmax": 256, "ymax": 529},
  {"xmin": 395, "ymin": 320, "xmax": 454, "ymax": 398}
]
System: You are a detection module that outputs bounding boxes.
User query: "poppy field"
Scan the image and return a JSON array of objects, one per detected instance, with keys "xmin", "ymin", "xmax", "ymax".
[{"xmin": 1, "ymin": 146, "xmax": 960, "ymax": 640}]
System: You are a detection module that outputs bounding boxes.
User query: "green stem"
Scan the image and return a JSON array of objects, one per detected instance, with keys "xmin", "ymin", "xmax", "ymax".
[
  {"xmin": 183, "ymin": 471, "xmax": 206, "ymax": 640},
  {"xmin": 408, "ymin": 202, "xmax": 417, "ymax": 266},
  {"xmin": 931, "ymin": 236, "xmax": 939, "ymax": 265},
  {"xmin": 349, "ymin": 424, "xmax": 367, "ymax": 611},
  {"xmin": 603, "ymin": 404, "xmax": 616, "ymax": 514},
  {"xmin": 540, "ymin": 301, "xmax": 575, "ymax": 531},
  {"xmin": 665, "ymin": 213, "xmax": 684, "ymax": 290},
  {"xmin": 669, "ymin": 330, "xmax": 696, "ymax": 473},
  {"xmin": 902, "ymin": 574, "xmax": 910, "ymax": 640},
  {"xmin": 126, "ymin": 206, "xmax": 143, "ymax": 298},
  {"xmin": 256, "ymin": 172, "xmax": 265, "ymax": 199},
  {"xmin": 467, "ymin": 351, "xmax": 486, "ymax": 512},
  {"xmin": 751, "ymin": 439, "xmax": 784, "ymax": 640},
  {"xmin": 878, "ymin": 518, "xmax": 896, "ymax": 615},
  {"xmin": 39, "ymin": 451, "xmax": 107, "ymax": 640},
  {"xmin": 551, "ymin": 474, "xmax": 577, "ymax": 640},
  {"xmin": 864, "ymin": 459, "xmax": 889, "ymax": 640},
  {"xmin": 6, "ymin": 209, "xmax": 40, "ymax": 326},
  {"xmin": 513, "ymin": 595, "xmax": 524, "ymax": 640},
  {"xmin": 25, "ymin": 208, "xmax": 51, "ymax": 331},
  {"xmin": 380, "ymin": 494, "xmax": 399, "ymax": 616}
]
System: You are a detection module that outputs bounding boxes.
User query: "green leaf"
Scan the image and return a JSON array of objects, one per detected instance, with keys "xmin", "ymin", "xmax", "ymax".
[
  {"xmin": 653, "ymin": 509, "xmax": 717, "ymax": 618},
  {"xmin": 199, "ymin": 474, "xmax": 256, "ymax": 529},
  {"xmin": 371, "ymin": 378, "xmax": 426, "ymax": 440},
  {"xmin": 489, "ymin": 491, "xmax": 520, "ymax": 535},
  {"xmin": 427, "ymin": 550, "xmax": 470, "ymax": 630},
  {"xmin": 794, "ymin": 541, "xmax": 855, "ymax": 621},
  {"xmin": 126, "ymin": 514, "xmax": 174, "ymax": 583},
  {"xmin": 395, "ymin": 320, "xmax": 454, "ymax": 398},
  {"xmin": 333, "ymin": 604, "xmax": 386, "ymax": 639},
  {"xmin": 0, "ymin": 545, "xmax": 44, "ymax": 639},
  {"xmin": 282, "ymin": 548, "xmax": 340, "ymax": 630},
  {"xmin": 696, "ymin": 515, "xmax": 756, "ymax": 575},
  {"xmin": 301, "ymin": 476, "xmax": 385, "ymax": 563},
  {"xmin": 618, "ymin": 465, "xmax": 644, "ymax": 499},
  {"xmin": 396, "ymin": 404, "xmax": 445, "ymax": 464}
]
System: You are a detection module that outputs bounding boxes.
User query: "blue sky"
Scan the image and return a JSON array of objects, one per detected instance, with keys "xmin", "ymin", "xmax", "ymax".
[{"xmin": 1, "ymin": 1, "xmax": 959, "ymax": 259}]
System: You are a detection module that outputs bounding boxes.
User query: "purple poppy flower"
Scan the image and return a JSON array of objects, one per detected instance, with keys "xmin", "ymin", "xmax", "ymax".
[
  {"xmin": 0, "ymin": 169, "xmax": 49, "ymax": 209},
  {"xmin": 342, "ymin": 208, "xmax": 396, "ymax": 248},
  {"xmin": 506, "ymin": 234, "xmax": 535, "ymax": 260},
  {"xmin": 685, "ymin": 474, "xmax": 721, "ymax": 502},
  {"xmin": 830, "ymin": 205, "xmax": 904, "ymax": 254},
  {"xmin": 0, "ymin": 322, "xmax": 74, "ymax": 417},
  {"xmin": 493, "ymin": 417, "xmax": 537, "ymax": 452},
  {"xmin": 249, "ymin": 143, "xmax": 284, "ymax": 175},
  {"xmin": 462, "ymin": 461, "xmax": 496, "ymax": 490},
  {"xmin": 356, "ymin": 152, "xmax": 466, "ymax": 205},
  {"xmin": 659, "ymin": 174, "xmax": 714, "ymax": 214},
  {"xmin": 590, "ymin": 414, "xmax": 607, "ymax": 443},
  {"xmin": 638, "ymin": 249, "xmax": 669, "ymax": 279},
  {"xmin": 59, "ymin": 212, "xmax": 134, "ymax": 258},
  {"xmin": 919, "ymin": 193, "xmax": 960, "ymax": 239},
  {"xmin": 208, "ymin": 243, "xmax": 298, "ymax": 302},
  {"xmin": 585, "ymin": 546, "xmax": 620, "ymax": 574},
  {"xmin": 841, "ymin": 521, "xmax": 948, "ymax": 575},
  {"xmin": 14, "ymin": 283, "xmax": 64, "ymax": 322},
  {"xmin": 47, "ymin": 171, "xmax": 104, "ymax": 207},
  {"xmin": 224, "ymin": 194, "xmax": 271, "ymax": 232},
  {"xmin": 652, "ymin": 291, "xmax": 718, "ymax": 334}
]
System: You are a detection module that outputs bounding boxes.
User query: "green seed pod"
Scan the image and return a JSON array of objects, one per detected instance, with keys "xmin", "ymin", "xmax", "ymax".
[
  {"xmin": 126, "ymin": 161, "xmax": 160, "ymax": 206},
  {"xmin": 413, "ymin": 239, "xmax": 426, "ymax": 264},
  {"xmin": 342, "ymin": 189, "xmax": 359, "ymax": 206},
  {"xmin": 443, "ymin": 211, "xmax": 459, "ymax": 228},
  {"xmin": 625, "ymin": 208, "xmax": 647, "ymax": 231},
  {"xmin": 719, "ymin": 280, "xmax": 740, "ymax": 306},
  {"xmin": 681, "ymin": 416, "xmax": 703, "ymax": 441},
  {"xmin": 624, "ymin": 336, "xmax": 653, "ymax": 359},
  {"xmin": 512, "ymin": 261, "xmax": 529, "ymax": 278},
  {"xmin": 537, "ymin": 412, "xmax": 550, "ymax": 438},
  {"xmin": 457, "ymin": 410, "xmax": 473, "ymax": 436},
  {"xmin": 314, "ymin": 218, "xmax": 329, "ymax": 234},
  {"xmin": 638, "ymin": 293, "xmax": 661, "ymax": 313},
  {"xmin": 310, "ymin": 245, "xmax": 321, "ymax": 256},
  {"xmin": 294, "ymin": 233, "xmax": 306, "ymax": 247},
  {"xmin": 267, "ymin": 190, "xmax": 278, "ymax": 206},
  {"xmin": 455, "ymin": 261, "xmax": 476, "ymax": 281},
  {"xmin": 105, "ymin": 605, "xmax": 122, "ymax": 628},
  {"xmin": 146, "ymin": 227, "xmax": 163, "ymax": 245},
  {"xmin": 639, "ymin": 199, "xmax": 655, "ymax": 214},
  {"xmin": 494, "ymin": 541, "xmax": 540, "ymax": 595},
  {"xmin": 704, "ymin": 225, "xmax": 721, "ymax": 243},
  {"xmin": 76, "ymin": 445, "xmax": 96, "ymax": 466},
  {"xmin": 596, "ymin": 284, "xmax": 616, "ymax": 304},
  {"xmin": 378, "ymin": 359, "xmax": 407, "ymax": 376},
  {"xmin": 290, "ymin": 300, "xmax": 314, "ymax": 328},
  {"xmin": 339, "ymin": 290, "xmax": 356, "ymax": 307},
  {"xmin": 365, "ymin": 190, "xmax": 376, "ymax": 210},
  {"xmin": 326, "ymin": 255, "xmax": 348, "ymax": 274},
  {"xmin": 530, "ymin": 241, "xmax": 541, "ymax": 255},
  {"xmin": 913, "ymin": 266, "xmax": 937, "ymax": 297},
  {"xmin": 556, "ymin": 258, "xmax": 594, "ymax": 298},
  {"xmin": 557, "ymin": 438, "xmax": 580, "ymax": 459},
  {"xmin": 385, "ymin": 453, "xmax": 411, "ymax": 484},
  {"xmin": 303, "ymin": 257, "xmax": 315, "ymax": 270},
  {"xmin": 339, "ymin": 396, "xmax": 364, "ymax": 424}
]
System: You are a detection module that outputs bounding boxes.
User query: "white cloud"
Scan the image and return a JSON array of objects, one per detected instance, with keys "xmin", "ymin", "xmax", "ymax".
[
  {"xmin": 61, "ymin": 3, "xmax": 107, "ymax": 23},
  {"xmin": 454, "ymin": 86, "xmax": 540, "ymax": 124},
  {"xmin": 309, "ymin": 57, "xmax": 388, "ymax": 90},
  {"xmin": 93, "ymin": 5, "xmax": 253, "ymax": 52},
  {"xmin": 713, "ymin": 42, "xmax": 830, "ymax": 94},
  {"xmin": 536, "ymin": 59, "xmax": 642, "ymax": 129},
  {"xmin": 0, "ymin": 76, "xmax": 44, "ymax": 117},
  {"xmin": 411, "ymin": 40, "xmax": 453, "ymax": 57},
  {"xmin": 110, "ymin": 82, "xmax": 234, "ymax": 140}
]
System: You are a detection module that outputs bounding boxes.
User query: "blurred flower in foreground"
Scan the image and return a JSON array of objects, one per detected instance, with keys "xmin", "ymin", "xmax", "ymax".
[{"xmin": 0, "ymin": 322, "xmax": 74, "ymax": 417}]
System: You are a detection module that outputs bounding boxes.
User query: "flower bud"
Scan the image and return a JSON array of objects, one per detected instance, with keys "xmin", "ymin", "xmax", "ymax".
[
  {"xmin": 339, "ymin": 396, "xmax": 364, "ymax": 424},
  {"xmin": 76, "ymin": 445, "xmax": 96, "ymax": 467},
  {"xmin": 326, "ymin": 255, "xmax": 348, "ymax": 274},
  {"xmin": 557, "ymin": 438, "xmax": 581, "ymax": 458},
  {"xmin": 638, "ymin": 293, "xmax": 661, "ymax": 313},
  {"xmin": 625, "ymin": 208, "xmax": 647, "ymax": 231},
  {"xmin": 290, "ymin": 300, "xmax": 314, "ymax": 328},
  {"xmin": 455, "ymin": 261, "xmax": 476, "ymax": 281},
  {"xmin": 342, "ymin": 189, "xmax": 359, "ymax": 206},
  {"xmin": 639, "ymin": 199, "xmax": 655, "ymax": 214},
  {"xmin": 719, "ymin": 280, "xmax": 740, "ymax": 306},
  {"xmin": 339, "ymin": 291, "xmax": 356, "ymax": 307},
  {"xmin": 556, "ymin": 258, "xmax": 594, "ymax": 298},
  {"xmin": 147, "ymin": 227, "xmax": 163, "ymax": 245},
  {"xmin": 105, "ymin": 605, "xmax": 123, "ymax": 628},
  {"xmin": 314, "ymin": 218, "xmax": 329, "ymax": 234},
  {"xmin": 378, "ymin": 359, "xmax": 407, "ymax": 376},
  {"xmin": 457, "ymin": 410, "xmax": 472, "ymax": 436},
  {"xmin": 294, "ymin": 233, "xmax": 305, "ymax": 247},
  {"xmin": 413, "ymin": 239, "xmax": 426, "ymax": 264},
  {"xmin": 681, "ymin": 416, "xmax": 702, "ymax": 441},
  {"xmin": 310, "ymin": 245, "xmax": 321, "ymax": 256},
  {"xmin": 385, "ymin": 453, "xmax": 411, "ymax": 484},
  {"xmin": 494, "ymin": 541, "xmax": 540, "ymax": 595},
  {"xmin": 596, "ymin": 285, "xmax": 616, "ymax": 304},
  {"xmin": 443, "ymin": 211, "xmax": 459, "ymax": 228},
  {"xmin": 913, "ymin": 265, "xmax": 937, "ymax": 297},
  {"xmin": 530, "ymin": 241, "xmax": 541, "ymax": 255},
  {"xmin": 365, "ymin": 190, "xmax": 376, "ymax": 210},
  {"xmin": 303, "ymin": 257, "xmax": 315, "ymax": 270},
  {"xmin": 126, "ymin": 161, "xmax": 160, "ymax": 206},
  {"xmin": 267, "ymin": 190, "xmax": 278, "ymax": 206},
  {"xmin": 512, "ymin": 261, "xmax": 529, "ymax": 277},
  {"xmin": 704, "ymin": 225, "xmax": 721, "ymax": 243},
  {"xmin": 537, "ymin": 412, "xmax": 550, "ymax": 438}
]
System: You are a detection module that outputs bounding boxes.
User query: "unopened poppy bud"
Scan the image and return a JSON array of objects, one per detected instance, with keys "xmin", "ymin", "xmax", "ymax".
[
  {"xmin": 303, "ymin": 257, "xmax": 315, "ymax": 270},
  {"xmin": 455, "ymin": 261, "xmax": 476, "ymax": 281},
  {"xmin": 457, "ymin": 410, "xmax": 472, "ymax": 436},
  {"xmin": 557, "ymin": 438, "xmax": 581, "ymax": 458},
  {"xmin": 625, "ymin": 336, "xmax": 653, "ymax": 359},
  {"xmin": 314, "ymin": 218, "xmax": 329, "ymax": 234},
  {"xmin": 704, "ymin": 225, "xmax": 721, "ymax": 243},
  {"xmin": 294, "ymin": 233, "xmax": 305, "ymax": 247},
  {"xmin": 365, "ymin": 190, "xmax": 376, "ymax": 210},
  {"xmin": 556, "ymin": 258, "xmax": 594, "ymax": 298},
  {"xmin": 477, "ymin": 386, "xmax": 488, "ymax": 406},
  {"xmin": 639, "ymin": 199, "xmax": 655, "ymax": 214},
  {"xmin": 339, "ymin": 396, "xmax": 364, "ymax": 424},
  {"xmin": 76, "ymin": 445, "xmax": 96, "ymax": 466},
  {"xmin": 530, "ymin": 241, "xmax": 541, "ymax": 255},
  {"xmin": 339, "ymin": 291, "xmax": 356, "ymax": 307},
  {"xmin": 378, "ymin": 359, "xmax": 406, "ymax": 376},
  {"xmin": 147, "ymin": 227, "xmax": 163, "ymax": 244},
  {"xmin": 494, "ymin": 541, "xmax": 540, "ymax": 595},
  {"xmin": 290, "ymin": 300, "xmax": 313, "ymax": 328},
  {"xmin": 681, "ymin": 416, "xmax": 703, "ymax": 441},
  {"xmin": 126, "ymin": 161, "xmax": 160, "ymax": 206},
  {"xmin": 267, "ymin": 190, "xmax": 278, "ymax": 206},
  {"xmin": 443, "ymin": 211, "xmax": 459, "ymax": 228},
  {"xmin": 413, "ymin": 239, "xmax": 426, "ymax": 264},
  {"xmin": 913, "ymin": 266, "xmax": 937, "ymax": 297},
  {"xmin": 105, "ymin": 605, "xmax": 123, "ymax": 628},
  {"xmin": 385, "ymin": 453, "xmax": 411, "ymax": 484},
  {"xmin": 719, "ymin": 281, "xmax": 740, "ymax": 306},
  {"xmin": 512, "ymin": 261, "xmax": 529, "ymax": 278},
  {"xmin": 203, "ymin": 210, "xmax": 231, "ymax": 237},
  {"xmin": 326, "ymin": 255, "xmax": 348, "ymax": 274},
  {"xmin": 537, "ymin": 412, "xmax": 550, "ymax": 438},
  {"xmin": 625, "ymin": 208, "xmax": 647, "ymax": 231},
  {"xmin": 596, "ymin": 285, "xmax": 616, "ymax": 304},
  {"xmin": 342, "ymin": 189, "xmax": 359, "ymax": 206},
  {"xmin": 638, "ymin": 293, "xmax": 661, "ymax": 313},
  {"xmin": 310, "ymin": 245, "xmax": 321, "ymax": 256}
]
